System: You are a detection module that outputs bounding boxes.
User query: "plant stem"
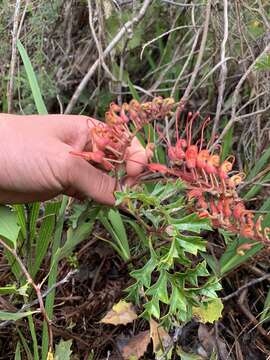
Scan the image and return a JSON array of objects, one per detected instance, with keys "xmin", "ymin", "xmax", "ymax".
[{"xmin": 0, "ymin": 238, "xmax": 53, "ymax": 353}]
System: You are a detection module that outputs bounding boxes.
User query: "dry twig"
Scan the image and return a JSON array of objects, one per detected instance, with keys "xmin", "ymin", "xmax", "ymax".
[
  {"xmin": 211, "ymin": 0, "xmax": 229, "ymax": 142},
  {"xmin": 7, "ymin": 0, "xmax": 21, "ymax": 113},
  {"xmin": 0, "ymin": 238, "xmax": 53, "ymax": 353},
  {"xmin": 65, "ymin": 0, "xmax": 153, "ymax": 114}
]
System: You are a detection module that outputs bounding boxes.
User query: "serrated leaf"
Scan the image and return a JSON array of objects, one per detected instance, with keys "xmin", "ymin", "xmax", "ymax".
[
  {"xmin": 55, "ymin": 339, "xmax": 73, "ymax": 360},
  {"xmin": 192, "ymin": 298, "xmax": 223, "ymax": 324},
  {"xmin": 169, "ymin": 286, "xmax": 188, "ymax": 321},
  {"xmin": 172, "ymin": 214, "xmax": 211, "ymax": 233},
  {"xmin": 176, "ymin": 235, "xmax": 206, "ymax": 255},
  {"xmin": 185, "ymin": 261, "xmax": 209, "ymax": 286},
  {"xmin": 160, "ymin": 239, "xmax": 179, "ymax": 267},
  {"xmin": 144, "ymin": 298, "xmax": 160, "ymax": 319},
  {"xmin": 100, "ymin": 300, "xmax": 137, "ymax": 325},
  {"xmin": 131, "ymin": 256, "xmax": 157, "ymax": 288},
  {"xmin": 146, "ymin": 271, "xmax": 169, "ymax": 304}
]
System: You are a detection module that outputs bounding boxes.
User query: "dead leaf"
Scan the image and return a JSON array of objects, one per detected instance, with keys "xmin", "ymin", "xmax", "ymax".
[
  {"xmin": 121, "ymin": 330, "xmax": 150, "ymax": 360},
  {"xmin": 198, "ymin": 324, "xmax": 230, "ymax": 360},
  {"xmin": 100, "ymin": 300, "xmax": 137, "ymax": 325},
  {"xmin": 150, "ymin": 319, "xmax": 171, "ymax": 353}
]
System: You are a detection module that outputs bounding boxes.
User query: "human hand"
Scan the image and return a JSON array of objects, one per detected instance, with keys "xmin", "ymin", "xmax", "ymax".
[{"xmin": 0, "ymin": 114, "xmax": 148, "ymax": 205}]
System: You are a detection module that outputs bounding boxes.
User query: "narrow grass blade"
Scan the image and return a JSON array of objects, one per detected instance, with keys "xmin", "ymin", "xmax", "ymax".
[
  {"xmin": 29, "ymin": 203, "xmax": 41, "ymax": 242},
  {"xmin": 246, "ymin": 147, "xmax": 270, "ymax": 181},
  {"xmin": 15, "ymin": 342, "xmax": 22, "ymax": 360},
  {"xmin": 27, "ymin": 314, "xmax": 39, "ymax": 360},
  {"xmin": 221, "ymin": 123, "xmax": 233, "ymax": 162},
  {"xmin": 13, "ymin": 205, "xmax": 27, "ymax": 240},
  {"xmin": 32, "ymin": 202, "xmax": 60, "ymax": 278},
  {"xmin": 0, "ymin": 310, "xmax": 37, "ymax": 321},
  {"xmin": 127, "ymin": 77, "xmax": 140, "ymax": 101},
  {"xmin": 17, "ymin": 39, "xmax": 48, "ymax": 115},
  {"xmin": 41, "ymin": 196, "xmax": 68, "ymax": 360},
  {"xmin": 18, "ymin": 328, "xmax": 34, "ymax": 360}
]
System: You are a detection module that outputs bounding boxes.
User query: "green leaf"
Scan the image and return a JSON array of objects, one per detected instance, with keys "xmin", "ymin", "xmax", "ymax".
[
  {"xmin": 125, "ymin": 219, "xmax": 148, "ymax": 248},
  {"xmin": 130, "ymin": 255, "xmax": 158, "ymax": 288},
  {"xmin": 42, "ymin": 196, "xmax": 68, "ymax": 360},
  {"xmin": 108, "ymin": 209, "xmax": 128, "ymax": 246},
  {"xmin": 32, "ymin": 202, "xmax": 60, "ymax": 278},
  {"xmin": 55, "ymin": 339, "xmax": 73, "ymax": 360},
  {"xmin": 0, "ymin": 284, "xmax": 17, "ymax": 295},
  {"xmin": 260, "ymin": 287, "xmax": 270, "ymax": 323},
  {"xmin": 146, "ymin": 271, "xmax": 169, "ymax": 304},
  {"xmin": 176, "ymin": 347, "xmax": 203, "ymax": 360},
  {"xmin": 127, "ymin": 77, "xmax": 140, "ymax": 101},
  {"xmin": 59, "ymin": 222, "xmax": 93, "ymax": 260},
  {"xmin": 244, "ymin": 172, "xmax": 270, "ymax": 200},
  {"xmin": 13, "ymin": 205, "xmax": 27, "ymax": 240},
  {"xmin": 99, "ymin": 209, "xmax": 130, "ymax": 261},
  {"xmin": 160, "ymin": 238, "xmax": 179, "ymax": 267},
  {"xmin": 192, "ymin": 298, "xmax": 223, "ymax": 324},
  {"xmin": 17, "ymin": 39, "xmax": 48, "ymax": 114},
  {"xmin": 221, "ymin": 123, "xmax": 233, "ymax": 162},
  {"xmin": 0, "ymin": 310, "xmax": 37, "ymax": 321},
  {"xmin": 255, "ymin": 53, "xmax": 270, "ymax": 71},
  {"xmin": 245, "ymin": 146, "xmax": 270, "ymax": 182},
  {"xmin": 15, "ymin": 342, "xmax": 21, "ymax": 360},
  {"xmin": 176, "ymin": 235, "xmax": 206, "ymax": 255},
  {"xmin": 144, "ymin": 298, "xmax": 160, "ymax": 319},
  {"xmin": 17, "ymin": 329, "xmax": 33, "ymax": 360},
  {"xmin": 69, "ymin": 202, "xmax": 88, "ymax": 229},
  {"xmin": 219, "ymin": 239, "xmax": 262, "ymax": 275},
  {"xmin": 200, "ymin": 278, "xmax": 222, "ymax": 298},
  {"xmin": 29, "ymin": 202, "xmax": 41, "ymax": 242},
  {"xmin": 172, "ymin": 214, "xmax": 211, "ymax": 233},
  {"xmin": 0, "ymin": 205, "xmax": 20, "ymax": 247},
  {"xmin": 169, "ymin": 286, "xmax": 187, "ymax": 315},
  {"xmin": 185, "ymin": 261, "xmax": 209, "ymax": 287}
]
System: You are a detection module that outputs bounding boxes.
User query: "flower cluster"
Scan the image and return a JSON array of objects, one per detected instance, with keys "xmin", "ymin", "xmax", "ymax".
[
  {"xmin": 70, "ymin": 97, "xmax": 175, "ymax": 171},
  {"xmin": 71, "ymin": 97, "xmax": 269, "ymax": 245}
]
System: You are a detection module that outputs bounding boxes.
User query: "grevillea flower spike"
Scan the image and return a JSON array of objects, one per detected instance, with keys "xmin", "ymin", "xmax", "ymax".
[{"xmin": 70, "ymin": 97, "xmax": 270, "ymax": 245}]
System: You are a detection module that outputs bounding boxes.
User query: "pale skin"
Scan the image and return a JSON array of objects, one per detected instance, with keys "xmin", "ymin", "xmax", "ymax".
[{"xmin": 0, "ymin": 114, "xmax": 148, "ymax": 205}]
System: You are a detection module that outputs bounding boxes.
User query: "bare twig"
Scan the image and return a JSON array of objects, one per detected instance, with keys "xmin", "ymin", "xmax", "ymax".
[
  {"xmin": 212, "ymin": 42, "xmax": 270, "ymax": 149},
  {"xmin": 0, "ymin": 270, "xmax": 78, "ymax": 329},
  {"xmin": 87, "ymin": 0, "xmax": 117, "ymax": 82},
  {"xmin": 161, "ymin": 0, "xmax": 205, "ymax": 6},
  {"xmin": 179, "ymin": 0, "xmax": 212, "ymax": 104},
  {"xmin": 238, "ymin": 289, "xmax": 270, "ymax": 341},
  {"xmin": 7, "ymin": 0, "xmax": 21, "ymax": 113},
  {"xmin": 211, "ymin": 0, "xmax": 229, "ymax": 142},
  {"xmin": 222, "ymin": 273, "xmax": 270, "ymax": 301},
  {"xmin": 140, "ymin": 25, "xmax": 196, "ymax": 60},
  {"xmin": 65, "ymin": 0, "xmax": 153, "ymax": 114},
  {"xmin": 171, "ymin": 28, "xmax": 202, "ymax": 98}
]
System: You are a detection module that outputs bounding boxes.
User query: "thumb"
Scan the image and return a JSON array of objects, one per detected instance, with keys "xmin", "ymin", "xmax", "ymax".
[{"xmin": 68, "ymin": 157, "xmax": 117, "ymax": 205}]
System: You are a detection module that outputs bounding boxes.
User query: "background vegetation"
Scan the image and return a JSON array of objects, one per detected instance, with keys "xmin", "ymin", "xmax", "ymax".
[{"xmin": 1, "ymin": 0, "xmax": 270, "ymax": 359}]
